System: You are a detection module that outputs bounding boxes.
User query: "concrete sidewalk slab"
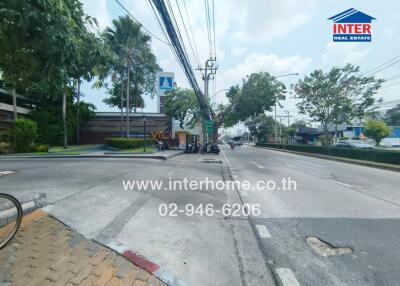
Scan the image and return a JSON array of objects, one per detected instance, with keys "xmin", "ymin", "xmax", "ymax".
[{"xmin": 0, "ymin": 150, "xmax": 184, "ymax": 161}]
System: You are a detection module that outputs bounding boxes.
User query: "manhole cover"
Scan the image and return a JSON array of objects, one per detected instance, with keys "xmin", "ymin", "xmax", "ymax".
[
  {"xmin": 199, "ymin": 158, "xmax": 222, "ymax": 164},
  {"xmin": 306, "ymin": 236, "xmax": 352, "ymax": 257}
]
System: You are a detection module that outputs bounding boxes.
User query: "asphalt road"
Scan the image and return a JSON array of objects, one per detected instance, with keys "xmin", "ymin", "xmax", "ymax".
[
  {"xmin": 1, "ymin": 146, "xmax": 399, "ymax": 286},
  {"xmin": 224, "ymin": 145, "xmax": 400, "ymax": 286}
]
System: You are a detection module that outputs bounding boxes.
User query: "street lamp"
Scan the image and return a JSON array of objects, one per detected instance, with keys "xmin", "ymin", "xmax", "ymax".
[
  {"xmin": 211, "ymin": 88, "xmax": 230, "ymax": 101},
  {"xmin": 273, "ymin": 73, "xmax": 299, "ymax": 143},
  {"xmin": 142, "ymin": 115, "xmax": 147, "ymax": 152}
]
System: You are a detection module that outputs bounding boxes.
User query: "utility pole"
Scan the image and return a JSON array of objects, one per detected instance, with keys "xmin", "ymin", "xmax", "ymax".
[
  {"xmin": 126, "ymin": 65, "xmax": 130, "ymax": 138},
  {"xmin": 196, "ymin": 57, "xmax": 217, "ymax": 146},
  {"xmin": 272, "ymin": 73, "xmax": 299, "ymax": 143},
  {"xmin": 285, "ymin": 110, "xmax": 293, "ymax": 127},
  {"xmin": 274, "ymin": 104, "xmax": 277, "ymax": 143},
  {"xmin": 277, "ymin": 115, "xmax": 288, "ymax": 143}
]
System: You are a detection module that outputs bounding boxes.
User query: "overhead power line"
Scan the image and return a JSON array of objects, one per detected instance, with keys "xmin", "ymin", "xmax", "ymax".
[
  {"xmin": 151, "ymin": 0, "xmax": 209, "ymax": 120},
  {"xmin": 385, "ymin": 73, "xmax": 400, "ymax": 82},
  {"xmin": 175, "ymin": 0, "xmax": 201, "ymax": 67},
  {"xmin": 381, "ymin": 80, "xmax": 400, "ymax": 89},
  {"xmin": 147, "ymin": 0, "xmax": 184, "ymax": 71},
  {"xmin": 211, "ymin": 0, "xmax": 216, "ymax": 57},
  {"xmin": 364, "ymin": 54, "xmax": 400, "ymax": 76},
  {"xmin": 182, "ymin": 0, "xmax": 201, "ymax": 65},
  {"xmin": 368, "ymin": 59, "xmax": 400, "ymax": 76},
  {"xmin": 113, "ymin": 0, "xmax": 171, "ymax": 45},
  {"xmin": 204, "ymin": 0, "xmax": 213, "ymax": 56}
]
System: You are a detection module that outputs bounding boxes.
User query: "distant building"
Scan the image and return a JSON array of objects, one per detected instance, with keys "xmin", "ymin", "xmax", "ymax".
[
  {"xmin": 79, "ymin": 112, "xmax": 173, "ymax": 144},
  {"xmin": 79, "ymin": 72, "xmax": 178, "ymax": 144},
  {"xmin": 0, "ymin": 88, "xmax": 36, "ymax": 133}
]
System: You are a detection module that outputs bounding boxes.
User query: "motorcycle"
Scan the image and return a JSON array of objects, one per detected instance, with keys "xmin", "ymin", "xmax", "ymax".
[
  {"xmin": 230, "ymin": 142, "xmax": 235, "ymax": 149},
  {"xmin": 200, "ymin": 142, "xmax": 220, "ymax": 155},
  {"xmin": 185, "ymin": 143, "xmax": 193, "ymax": 154}
]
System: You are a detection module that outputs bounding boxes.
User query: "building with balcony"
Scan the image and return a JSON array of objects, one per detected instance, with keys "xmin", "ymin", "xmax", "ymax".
[{"xmin": 0, "ymin": 88, "xmax": 36, "ymax": 133}]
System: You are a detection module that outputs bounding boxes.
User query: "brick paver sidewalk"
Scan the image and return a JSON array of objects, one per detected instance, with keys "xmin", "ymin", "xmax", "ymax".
[{"xmin": 0, "ymin": 210, "xmax": 165, "ymax": 286}]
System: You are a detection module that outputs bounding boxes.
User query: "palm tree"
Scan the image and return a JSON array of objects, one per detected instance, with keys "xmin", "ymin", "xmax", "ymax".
[{"xmin": 103, "ymin": 16, "xmax": 158, "ymax": 138}]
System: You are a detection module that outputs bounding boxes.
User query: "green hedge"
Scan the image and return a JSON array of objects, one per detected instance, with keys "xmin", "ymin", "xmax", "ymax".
[
  {"xmin": 105, "ymin": 137, "xmax": 155, "ymax": 149},
  {"xmin": 12, "ymin": 118, "xmax": 38, "ymax": 153},
  {"xmin": 256, "ymin": 143, "xmax": 400, "ymax": 165}
]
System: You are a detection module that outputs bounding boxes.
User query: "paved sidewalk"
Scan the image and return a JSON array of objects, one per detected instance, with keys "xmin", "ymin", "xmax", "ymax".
[
  {"xmin": 0, "ymin": 210, "xmax": 165, "ymax": 286},
  {"xmin": 0, "ymin": 150, "xmax": 184, "ymax": 161}
]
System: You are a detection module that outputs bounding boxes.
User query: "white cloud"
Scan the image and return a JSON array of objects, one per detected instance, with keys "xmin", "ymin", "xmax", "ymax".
[
  {"xmin": 322, "ymin": 42, "xmax": 370, "ymax": 67},
  {"xmin": 80, "ymin": 0, "xmax": 110, "ymax": 29},
  {"xmin": 231, "ymin": 47, "xmax": 247, "ymax": 57},
  {"xmin": 220, "ymin": 0, "xmax": 321, "ymax": 42}
]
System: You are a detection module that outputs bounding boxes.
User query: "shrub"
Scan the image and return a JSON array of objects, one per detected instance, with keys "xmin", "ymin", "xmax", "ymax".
[
  {"xmin": 0, "ymin": 132, "xmax": 11, "ymax": 143},
  {"xmin": 364, "ymin": 119, "xmax": 391, "ymax": 146},
  {"xmin": 30, "ymin": 100, "xmax": 95, "ymax": 145},
  {"xmin": 256, "ymin": 143, "xmax": 400, "ymax": 165},
  {"xmin": 35, "ymin": 144, "xmax": 50, "ymax": 152},
  {"xmin": 105, "ymin": 137, "xmax": 155, "ymax": 149},
  {"xmin": 0, "ymin": 142, "xmax": 12, "ymax": 154},
  {"xmin": 11, "ymin": 118, "xmax": 38, "ymax": 153}
]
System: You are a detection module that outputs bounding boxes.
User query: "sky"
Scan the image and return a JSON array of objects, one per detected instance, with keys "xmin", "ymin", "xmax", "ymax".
[{"xmin": 80, "ymin": 0, "xmax": 400, "ymax": 128}]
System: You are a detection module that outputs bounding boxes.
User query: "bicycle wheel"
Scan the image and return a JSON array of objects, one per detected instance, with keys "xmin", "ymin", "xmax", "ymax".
[{"xmin": 0, "ymin": 193, "xmax": 22, "ymax": 249}]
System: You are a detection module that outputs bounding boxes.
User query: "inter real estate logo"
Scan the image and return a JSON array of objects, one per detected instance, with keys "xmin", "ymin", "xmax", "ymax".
[{"xmin": 328, "ymin": 8, "xmax": 376, "ymax": 42}]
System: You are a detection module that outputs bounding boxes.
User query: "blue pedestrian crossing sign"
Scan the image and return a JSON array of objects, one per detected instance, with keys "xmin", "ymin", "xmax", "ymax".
[{"xmin": 159, "ymin": 76, "xmax": 173, "ymax": 90}]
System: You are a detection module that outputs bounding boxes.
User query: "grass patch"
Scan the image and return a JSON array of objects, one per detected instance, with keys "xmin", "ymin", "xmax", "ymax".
[
  {"xmin": 112, "ymin": 146, "xmax": 155, "ymax": 153},
  {"xmin": 49, "ymin": 144, "xmax": 103, "ymax": 152}
]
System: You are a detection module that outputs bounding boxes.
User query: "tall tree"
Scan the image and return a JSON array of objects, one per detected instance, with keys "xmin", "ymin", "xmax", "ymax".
[
  {"xmin": 233, "ymin": 72, "xmax": 286, "ymax": 122},
  {"xmin": 385, "ymin": 104, "xmax": 400, "ymax": 126},
  {"xmin": 164, "ymin": 88, "xmax": 199, "ymax": 129},
  {"xmin": 0, "ymin": 0, "xmax": 104, "ymax": 148},
  {"xmin": 293, "ymin": 64, "xmax": 383, "ymax": 145},
  {"xmin": 245, "ymin": 114, "xmax": 277, "ymax": 141},
  {"xmin": 164, "ymin": 74, "xmax": 285, "ymax": 142},
  {"xmin": 102, "ymin": 16, "xmax": 159, "ymax": 137},
  {"xmin": 70, "ymin": 31, "xmax": 106, "ymax": 144},
  {"xmin": 103, "ymin": 82, "xmax": 145, "ymax": 113}
]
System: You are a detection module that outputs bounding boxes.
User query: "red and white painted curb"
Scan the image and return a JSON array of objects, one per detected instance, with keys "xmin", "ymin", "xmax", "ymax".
[
  {"xmin": 107, "ymin": 241, "xmax": 186, "ymax": 286},
  {"xmin": 122, "ymin": 250, "xmax": 160, "ymax": 273}
]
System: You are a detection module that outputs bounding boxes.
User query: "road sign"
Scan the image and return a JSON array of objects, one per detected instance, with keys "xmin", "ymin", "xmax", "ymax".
[
  {"xmin": 205, "ymin": 120, "xmax": 214, "ymax": 133},
  {"xmin": 205, "ymin": 120, "xmax": 214, "ymax": 127},
  {"xmin": 159, "ymin": 76, "xmax": 173, "ymax": 90}
]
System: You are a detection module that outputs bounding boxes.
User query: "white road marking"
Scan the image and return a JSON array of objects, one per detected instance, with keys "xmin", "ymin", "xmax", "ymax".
[
  {"xmin": 250, "ymin": 161, "xmax": 265, "ymax": 169},
  {"xmin": 329, "ymin": 179, "xmax": 353, "ymax": 189},
  {"xmin": 286, "ymin": 164, "xmax": 295, "ymax": 168},
  {"xmin": 240, "ymin": 190, "xmax": 248, "ymax": 197},
  {"xmin": 276, "ymin": 268, "xmax": 301, "ymax": 286},
  {"xmin": 256, "ymin": 224, "xmax": 271, "ymax": 238},
  {"xmin": 0, "ymin": 171, "xmax": 15, "ymax": 176}
]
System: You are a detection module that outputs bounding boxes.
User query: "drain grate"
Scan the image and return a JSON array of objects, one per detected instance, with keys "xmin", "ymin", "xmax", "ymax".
[{"xmin": 306, "ymin": 236, "xmax": 352, "ymax": 257}]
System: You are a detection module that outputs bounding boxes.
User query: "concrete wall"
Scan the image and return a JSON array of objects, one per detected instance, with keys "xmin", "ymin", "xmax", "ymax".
[{"xmin": 79, "ymin": 112, "xmax": 173, "ymax": 144}]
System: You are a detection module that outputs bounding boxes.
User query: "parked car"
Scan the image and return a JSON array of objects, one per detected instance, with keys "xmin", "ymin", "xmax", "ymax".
[
  {"xmin": 334, "ymin": 140, "xmax": 375, "ymax": 150},
  {"xmin": 229, "ymin": 136, "xmax": 243, "ymax": 146}
]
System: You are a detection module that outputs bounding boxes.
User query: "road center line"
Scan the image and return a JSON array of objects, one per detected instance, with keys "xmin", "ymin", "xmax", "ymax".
[
  {"xmin": 276, "ymin": 268, "xmax": 301, "ymax": 286},
  {"xmin": 329, "ymin": 179, "xmax": 353, "ymax": 189},
  {"xmin": 255, "ymin": 224, "xmax": 271, "ymax": 238},
  {"xmin": 286, "ymin": 164, "xmax": 295, "ymax": 168},
  {"xmin": 0, "ymin": 171, "xmax": 15, "ymax": 176},
  {"xmin": 250, "ymin": 161, "xmax": 265, "ymax": 169}
]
